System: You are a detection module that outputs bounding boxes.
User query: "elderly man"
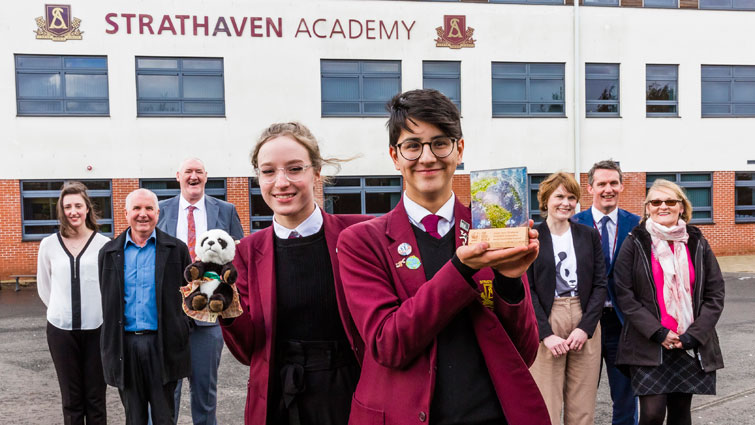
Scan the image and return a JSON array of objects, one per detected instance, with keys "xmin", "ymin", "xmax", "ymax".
[
  {"xmin": 99, "ymin": 188, "xmax": 192, "ymax": 425},
  {"xmin": 156, "ymin": 158, "xmax": 243, "ymax": 425}
]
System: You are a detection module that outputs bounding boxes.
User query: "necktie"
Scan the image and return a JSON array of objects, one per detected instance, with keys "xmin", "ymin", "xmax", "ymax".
[
  {"xmin": 599, "ymin": 215, "xmax": 612, "ymax": 269},
  {"xmin": 187, "ymin": 206, "xmax": 197, "ymax": 261},
  {"xmin": 421, "ymin": 214, "xmax": 442, "ymax": 239},
  {"xmin": 288, "ymin": 230, "xmax": 301, "ymax": 239}
]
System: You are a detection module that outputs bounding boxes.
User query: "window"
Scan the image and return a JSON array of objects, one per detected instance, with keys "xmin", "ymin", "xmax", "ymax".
[
  {"xmin": 492, "ymin": 63, "xmax": 565, "ymax": 117},
  {"xmin": 646, "ymin": 65, "xmax": 678, "ymax": 117},
  {"xmin": 644, "ymin": 0, "xmax": 677, "ymax": 7},
  {"xmin": 701, "ymin": 65, "xmax": 755, "ymax": 117},
  {"xmin": 248, "ymin": 179, "xmax": 274, "ymax": 231},
  {"xmin": 135, "ymin": 57, "xmax": 225, "ymax": 117},
  {"xmin": 586, "ymin": 63, "xmax": 620, "ymax": 117},
  {"xmin": 735, "ymin": 172, "xmax": 755, "ymax": 222},
  {"xmin": 528, "ymin": 174, "xmax": 548, "ymax": 223},
  {"xmin": 646, "ymin": 173, "xmax": 712, "ymax": 223},
  {"xmin": 140, "ymin": 179, "xmax": 227, "ymax": 201},
  {"xmin": 321, "ymin": 60, "xmax": 401, "ymax": 117},
  {"xmin": 15, "ymin": 55, "xmax": 109, "ymax": 116},
  {"xmin": 583, "ymin": 0, "xmax": 620, "ymax": 5},
  {"xmin": 423, "ymin": 61, "xmax": 461, "ymax": 111},
  {"xmin": 700, "ymin": 0, "xmax": 755, "ymax": 9},
  {"xmin": 324, "ymin": 176, "xmax": 402, "ymax": 215},
  {"xmin": 21, "ymin": 180, "xmax": 113, "ymax": 240}
]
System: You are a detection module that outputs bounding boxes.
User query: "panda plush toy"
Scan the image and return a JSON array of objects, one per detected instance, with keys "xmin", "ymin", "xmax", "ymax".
[{"xmin": 183, "ymin": 229, "xmax": 238, "ymax": 315}]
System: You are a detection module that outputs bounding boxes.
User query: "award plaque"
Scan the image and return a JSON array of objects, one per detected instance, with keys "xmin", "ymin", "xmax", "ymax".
[{"xmin": 468, "ymin": 167, "xmax": 530, "ymax": 249}]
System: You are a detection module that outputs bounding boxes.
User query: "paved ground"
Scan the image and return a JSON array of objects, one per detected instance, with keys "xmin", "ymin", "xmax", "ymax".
[{"xmin": 1, "ymin": 269, "xmax": 753, "ymax": 424}]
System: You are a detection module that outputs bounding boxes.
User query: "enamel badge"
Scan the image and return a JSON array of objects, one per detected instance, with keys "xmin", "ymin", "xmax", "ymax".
[
  {"xmin": 397, "ymin": 243, "xmax": 412, "ymax": 256},
  {"xmin": 406, "ymin": 256, "xmax": 421, "ymax": 270}
]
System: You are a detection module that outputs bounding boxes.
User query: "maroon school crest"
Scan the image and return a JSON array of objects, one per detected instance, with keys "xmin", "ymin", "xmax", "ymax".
[
  {"xmin": 35, "ymin": 4, "xmax": 83, "ymax": 41},
  {"xmin": 435, "ymin": 15, "xmax": 475, "ymax": 49}
]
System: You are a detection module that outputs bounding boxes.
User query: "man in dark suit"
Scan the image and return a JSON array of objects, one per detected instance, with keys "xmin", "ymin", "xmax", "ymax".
[
  {"xmin": 99, "ymin": 188, "xmax": 192, "ymax": 425},
  {"xmin": 572, "ymin": 160, "xmax": 640, "ymax": 425},
  {"xmin": 156, "ymin": 158, "xmax": 243, "ymax": 425}
]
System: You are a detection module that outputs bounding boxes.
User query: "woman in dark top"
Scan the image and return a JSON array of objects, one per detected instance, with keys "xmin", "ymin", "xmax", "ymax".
[
  {"xmin": 527, "ymin": 172, "xmax": 607, "ymax": 425},
  {"xmin": 220, "ymin": 122, "xmax": 370, "ymax": 425},
  {"xmin": 614, "ymin": 179, "xmax": 724, "ymax": 425}
]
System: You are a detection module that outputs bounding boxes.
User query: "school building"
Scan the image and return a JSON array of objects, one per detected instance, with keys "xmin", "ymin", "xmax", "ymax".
[{"xmin": 2, "ymin": 0, "xmax": 754, "ymax": 280}]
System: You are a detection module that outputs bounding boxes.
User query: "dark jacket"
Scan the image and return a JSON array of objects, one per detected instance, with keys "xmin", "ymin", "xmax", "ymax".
[
  {"xmin": 614, "ymin": 224, "xmax": 725, "ymax": 372},
  {"xmin": 98, "ymin": 227, "xmax": 193, "ymax": 389},
  {"xmin": 527, "ymin": 221, "xmax": 608, "ymax": 341}
]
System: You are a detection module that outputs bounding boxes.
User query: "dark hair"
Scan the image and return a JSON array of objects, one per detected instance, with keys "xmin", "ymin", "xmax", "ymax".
[
  {"xmin": 588, "ymin": 159, "xmax": 623, "ymax": 185},
  {"xmin": 537, "ymin": 172, "xmax": 581, "ymax": 219},
  {"xmin": 386, "ymin": 89, "xmax": 462, "ymax": 147},
  {"xmin": 56, "ymin": 181, "xmax": 99, "ymax": 237}
]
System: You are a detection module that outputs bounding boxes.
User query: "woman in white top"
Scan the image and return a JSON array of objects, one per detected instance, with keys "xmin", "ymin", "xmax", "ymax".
[{"xmin": 37, "ymin": 181, "xmax": 110, "ymax": 425}]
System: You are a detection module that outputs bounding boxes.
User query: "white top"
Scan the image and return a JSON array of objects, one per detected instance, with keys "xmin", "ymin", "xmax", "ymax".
[
  {"xmin": 551, "ymin": 228, "xmax": 578, "ymax": 297},
  {"xmin": 403, "ymin": 192, "xmax": 455, "ymax": 237},
  {"xmin": 176, "ymin": 195, "xmax": 208, "ymax": 244},
  {"xmin": 273, "ymin": 205, "xmax": 323, "ymax": 238},
  {"xmin": 36, "ymin": 232, "xmax": 110, "ymax": 330},
  {"xmin": 590, "ymin": 205, "xmax": 619, "ymax": 262}
]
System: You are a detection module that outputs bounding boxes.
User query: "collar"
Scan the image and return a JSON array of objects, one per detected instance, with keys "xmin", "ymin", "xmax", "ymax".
[
  {"xmin": 591, "ymin": 205, "xmax": 618, "ymax": 225},
  {"xmin": 125, "ymin": 228, "xmax": 156, "ymax": 248},
  {"xmin": 403, "ymin": 191, "xmax": 455, "ymax": 228},
  {"xmin": 272, "ymin": 205, "xmax": 323, "ymax": 238},
  {"xmin": 180, "ymin": 194, "xmax": 206, "ymax": 211}
]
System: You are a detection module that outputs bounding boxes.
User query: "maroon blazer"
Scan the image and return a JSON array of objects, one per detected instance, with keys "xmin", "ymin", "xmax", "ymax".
[
  {"xmin": 220, "ymin": 209, "xmax": 372, "ymax": 425},
  {"xmin": 336, "ymin": 197, "xmax": 549, "ymax": 425}
]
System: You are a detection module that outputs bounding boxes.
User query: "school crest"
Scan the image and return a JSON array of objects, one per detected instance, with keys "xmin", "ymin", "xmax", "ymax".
[
  {"xmin": 435, "ymin": 15, "xmax": 475, "ymax": 49},
  {"xmin": 479, "ymin": 279, "xmax": 494, "ymax": 309},
  {"xmin": 35, "ymin": 5, "xmax": 83, "ymax": 41}
]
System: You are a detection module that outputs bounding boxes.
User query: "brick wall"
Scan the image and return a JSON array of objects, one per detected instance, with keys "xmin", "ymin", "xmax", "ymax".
[
  {"xmin": 697, "ymin": 171, "xmax": 755, "ymax": 256},
  {"xmin": 227, "ymin": 177, "xmax": 250, "ymax": 235},
  {"xmin": 0, "ymin": 180, "xmax": 39, "ymax": 279},
  {"xmin": 112, "ymin": 179, "xmax": 140, "ymax": 234}
]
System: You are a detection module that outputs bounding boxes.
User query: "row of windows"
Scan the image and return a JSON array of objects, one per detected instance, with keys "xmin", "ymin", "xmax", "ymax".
[
  {"xmin": 16, "ymin": 55, "xmax": 755, "ymax": 119},
  {"xmin": 19, "ymin": 172, "xmax": 754, "ymax": 240},
  {"xmin": 426, "ymin": 0, "xmax": 755, "ymax": 10}
]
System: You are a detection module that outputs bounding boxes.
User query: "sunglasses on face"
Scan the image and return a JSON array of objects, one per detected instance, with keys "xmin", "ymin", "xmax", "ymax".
[{"xmin": 647, "ymin": 199, "xmax": 683, "ymax": 207}]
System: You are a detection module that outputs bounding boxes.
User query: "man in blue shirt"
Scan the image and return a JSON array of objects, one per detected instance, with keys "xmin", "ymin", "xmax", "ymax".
[{"xmin": 99, "ymin": 188, "xmax": 192, "ymax": 425}]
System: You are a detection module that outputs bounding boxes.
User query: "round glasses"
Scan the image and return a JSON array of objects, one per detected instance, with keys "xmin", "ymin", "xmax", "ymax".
[
  {"xmin": 255, "ymin": 164, "xmax": 313, "ymax": 184},
  {"xmin": 647, "ymin": 199, "xmax": 683, "ymax": 207},
  {"xmin": 395, "ymin": 137, "xmax": 457, "ymax": 161}
]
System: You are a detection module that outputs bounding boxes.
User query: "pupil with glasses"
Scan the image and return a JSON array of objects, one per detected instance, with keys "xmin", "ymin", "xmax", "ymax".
[
  {"xmin": 614, "ymin": 179, "xmax": 725, "ymax": 425},
  {"xmin": 220, "ymin": 122, "xmax": 371, "ymax": 425},
  {"xmin": 336, "ymin": 89, "xmax": 550, "ymax": 424}
]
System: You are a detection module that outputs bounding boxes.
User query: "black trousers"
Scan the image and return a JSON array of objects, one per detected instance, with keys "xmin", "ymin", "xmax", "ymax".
[
  {"xmin": 46, "ymin": 322, "xmax": 107, "ymax": 425},
  {"xmin": 119, "ymin": 333, "xmax": 178, "ymax": 425}
]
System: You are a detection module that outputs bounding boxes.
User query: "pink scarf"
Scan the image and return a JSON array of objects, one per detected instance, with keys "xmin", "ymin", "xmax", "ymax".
[{"xmin": 645, "ymin": 218, "xmax": 694, "ymax": 334}]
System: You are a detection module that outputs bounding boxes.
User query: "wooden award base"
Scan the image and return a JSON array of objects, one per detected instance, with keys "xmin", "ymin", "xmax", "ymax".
[{"xmin": 468, "ymin": 227, "xmax": 529, "ymax": 249}]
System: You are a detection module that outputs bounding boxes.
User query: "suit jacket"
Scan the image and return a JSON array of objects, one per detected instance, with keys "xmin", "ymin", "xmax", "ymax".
[
  {"xmin": 572, "ymin": 207, "xmax": 640, "ymax": 324},
  {"xmin": 220, "ymin": 210, "xmax": 371, "ymax": 425},
  {"xmin": 336, "ymin": 197, "xmax": 548, "ymax": 425},
  {"xmin": 527, "ymin": 221, "xmax": 608, "ymax": 341},
  {"xmin": 98, "ymin": 228, "xmax": 192, "ymax": 389},
  {"xmin": 157, "ymin": 194, "xmax": 244, "ymax": 241}
]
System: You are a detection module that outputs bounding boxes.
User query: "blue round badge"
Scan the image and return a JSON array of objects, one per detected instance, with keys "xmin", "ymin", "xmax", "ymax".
[
  {"xmin": 397, "ymin": 242, "xmax": 412, "ymax": 256},
  {"xmin": 406, "ymin": 255, "xmax": 421, "ymax": 270}
]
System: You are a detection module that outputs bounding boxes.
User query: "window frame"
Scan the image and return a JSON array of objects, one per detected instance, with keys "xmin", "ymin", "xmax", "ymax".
[
  {"xmin": 15, "ymin": 54, "xmax": 110, "ymax": 117},
  {"xmin": 491, "ymin": 62, "xmax": 566, "ymax": 118},
  {"xmin": 20, "ymin": 179, "xmax": 114, "ymax": 240},
  {"xmin": 248, "ymin": 178, "xmax": 273, "ymax": 232},
  {"xmin": 423, "ymin": 61, "xmax": 461, "ymax": 112},
  {"xmin": 646, "ymin": 173, "xmax": 713, "ymax": 224},
  {"xmin": 320, "ymin": 59, "xmax": 402, "ymax": 118},
  {"xmin": 139, "ymin": 178, "xmax": 228, "ymax": 201},
  {"xmin": 585, "ymin": 63, "xmax": 621, "ymax": 117},
  {"xmin": 135, "ymin": 56, "xmax": 225, "ymax": 117},
  {"xmin": 735, "ymin": 172, "xmax": 755, "ymax": 223},
  {"xmin": 701, "ymin": 65, "xmax": 755, "ymax": 118},
  {"xmin": 583, "ymin": 0, "xmax": 620, "ymax": 6},
  {"xmin": 699, "ymin": 0, "xmax": 755, "ymax": 10},
  {"xmin": 646, "ymin": 64, "xmax": 679, "ymax": 117},
  {"xmin": 528, "ymin": 174, "xmax": 549, "ymax": 224},
  {"xmin": 644, "ymin": 0, "xmax": 678, "ymax": 7},
  {"xmin": 323, "ymin": 176, "xmax": 403, "ymax": 216}
]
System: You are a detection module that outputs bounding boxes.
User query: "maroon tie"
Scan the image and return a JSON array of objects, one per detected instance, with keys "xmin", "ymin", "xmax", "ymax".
[
  {"xmin": 421, "ymin": 214, "xmax": 442, "ymax": 239},
  {"xmin": 288, "ymin": 230, "xmax": 301, "ymax": 239},
  {"xmin": 187, "ymin": 206, "xmax": 197, "ymax": 261}
]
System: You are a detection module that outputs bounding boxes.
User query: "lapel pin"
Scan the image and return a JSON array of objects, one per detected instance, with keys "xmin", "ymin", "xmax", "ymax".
[
  {"xmin": 460, "ymin": 220, "xmax": 470, "ymax": 232},
  {"xmin": 397, "ymin": 243, "xmax": 412, "ymax": 256},
  {"xmin": 395, "ymin": 258, "xmax": 406, "ymax": 268},
  {"xmin": 406, "ymin": 255, "xmax": 421, "ymax": 270}
]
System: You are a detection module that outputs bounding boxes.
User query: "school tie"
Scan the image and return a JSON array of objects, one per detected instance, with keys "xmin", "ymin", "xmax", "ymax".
[
  {"xmin": 288, "ymin": 230, "xmax": 301, "ymax": 239},
  {"xmin": 599, "ymin": 215, "xmax": 612, "ymax": 269},
  {"xmin": 421, "ymin": 214, "xmax": 442, "ymax": 239},
  {"xmin": 187, "ymin": 205, "xmax": 197, "ymax": 261}
]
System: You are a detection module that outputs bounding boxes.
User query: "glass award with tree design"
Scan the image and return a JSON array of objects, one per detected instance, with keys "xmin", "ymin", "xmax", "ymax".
[{"xmin": 468, "ymin": 167, "xmax": 529, "ymax": 249}]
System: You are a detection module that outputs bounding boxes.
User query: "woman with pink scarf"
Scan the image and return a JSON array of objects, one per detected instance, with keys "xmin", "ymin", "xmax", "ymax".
[{"xmin": 614, "ymin": 179, "xmax": 724, "ymax": 425}]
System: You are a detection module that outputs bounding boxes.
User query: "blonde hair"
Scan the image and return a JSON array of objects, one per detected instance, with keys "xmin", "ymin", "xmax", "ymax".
[
  {"xmin": 644, "ymin": 179, "xmax": 692, "ymax": 223},
  {"xmin": 537, "ymin": 172, "xmax": 581, "ymax": 218}
]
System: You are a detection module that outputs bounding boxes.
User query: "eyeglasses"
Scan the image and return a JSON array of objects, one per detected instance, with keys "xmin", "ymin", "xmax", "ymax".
[
  {"xmin": 647, "ymin": 199, "xmax": 683, "ymax": 207},
  {"xmin": 395, "ymin": 137, "xmax": 457, "ymax": 161},
  {"xmin": 255, "ymin": 164, "xmax": 313, "ymax": 184}
]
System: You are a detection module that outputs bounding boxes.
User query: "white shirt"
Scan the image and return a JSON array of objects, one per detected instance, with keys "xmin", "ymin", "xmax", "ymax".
[
  {"xmin": 272, "ymin": 205, "xmax": 323, "ymax": 238},
  {"xmin": 36, "ymin": 232, "xmax": 110, "ymax": 330},
  {"xmin": 591, "ymin": 205, "xmax": 619, "ymax": 262},
  {"xmin": 177, "ymin": 195, "xmax": 208, "ymax": 244},
  {"xmin": 403, "ymin": 191, "xmax": 455, "ymax": 237},
  {"xmin": 551, "ymin": 228, "xmax": 579, "ymax": 297}
]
